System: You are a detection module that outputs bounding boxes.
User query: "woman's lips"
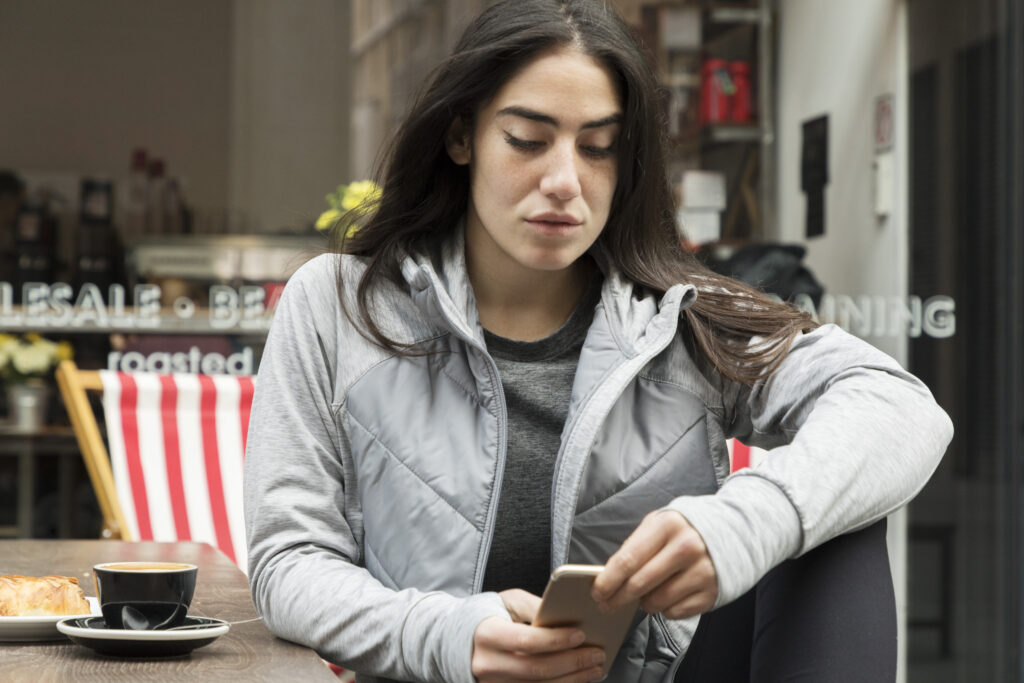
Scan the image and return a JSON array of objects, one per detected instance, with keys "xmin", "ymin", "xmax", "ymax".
[
  {"xmin": 528, "ymin": 212, "xmax": 581, "ymax": 224},
  {"xmin": 525, "ymin": 219, "xmax": 582, "ymax": 236},
  {"xmin": 525, "ymin": 212, "xmax": 583, "ymax": 237}
]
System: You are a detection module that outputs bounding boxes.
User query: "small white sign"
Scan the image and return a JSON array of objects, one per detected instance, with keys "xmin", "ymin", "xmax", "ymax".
[{"xmin": 874, "ymin": 152, "xmax": 895, "ymax": 217}]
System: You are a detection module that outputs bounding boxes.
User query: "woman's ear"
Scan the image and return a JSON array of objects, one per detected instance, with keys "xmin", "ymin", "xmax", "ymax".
[{"xmin": 445, "ymin": 117, "xmax": 472, "ymax": 165}]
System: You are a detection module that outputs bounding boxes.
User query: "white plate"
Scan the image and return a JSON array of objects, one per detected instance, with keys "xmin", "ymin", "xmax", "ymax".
[{"xmin": 0, "ymin": 596, "xmax": 100, "ymax": 642}]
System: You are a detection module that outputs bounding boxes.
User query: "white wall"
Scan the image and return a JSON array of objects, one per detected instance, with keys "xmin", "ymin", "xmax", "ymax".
[
  {"xmin": 0, "ymin": 0, "xmax": 351, "ymax": 235},
  {"xmin": 775, "ymin": 0, "xmax": 910, "ymax": 679},
  {"xmin": 776, "ymin": 0, "xmax": 908, "ymax": 361},
  {"xmin": 229, "ymin": 0, "xmax": 351, "ymax": 234},
  {"xmin": 0, "ymin": 0, "xmax": 232, "ymax": 210}
]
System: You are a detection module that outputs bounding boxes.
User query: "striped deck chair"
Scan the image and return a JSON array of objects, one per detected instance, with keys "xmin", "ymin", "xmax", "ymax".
[
  {"xmin": 59, "ymin": 360, "xmax": 357, "ymax": 680},
  {"xmin": 57, "ymin": 360, "xmax": 254, "ymax": 572}
]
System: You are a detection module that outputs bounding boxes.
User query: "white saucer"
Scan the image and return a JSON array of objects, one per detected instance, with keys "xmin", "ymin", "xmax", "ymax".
[{"xmin": 57, "ymin": 616, "xmax": 229, "ymax": 657}]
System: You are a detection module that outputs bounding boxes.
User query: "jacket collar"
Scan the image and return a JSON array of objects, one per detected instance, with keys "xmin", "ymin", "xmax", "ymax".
[
  {"xmin": 400, "ymin": 221, "xmax": 486, "ymax": 348},
  {"xmin": 398, "ymin": 222, "xmax": 697, "ymax": 355}
]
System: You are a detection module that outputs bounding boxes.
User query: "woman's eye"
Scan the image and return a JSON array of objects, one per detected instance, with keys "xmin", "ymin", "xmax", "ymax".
[
  {"xmin": 504, "ymin": 133, "xmax": 544, "ymax": 151},
  {"xmin": 581, "ymin": 144, "xmax": 615, "ymax": 159}
]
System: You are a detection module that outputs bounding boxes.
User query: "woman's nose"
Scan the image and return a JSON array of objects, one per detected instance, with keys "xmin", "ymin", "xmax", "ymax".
[{"xmin": 539, "ymin": 143, "xmax": 582, "ymax": 201}]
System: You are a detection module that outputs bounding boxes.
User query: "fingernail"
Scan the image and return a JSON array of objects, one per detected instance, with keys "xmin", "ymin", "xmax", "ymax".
[
  {"xmin": 571, "ymin": 630, "xmax": 586, "ymax": 646},
  {"xmin": 591, "ymin": 651, "xmax": 606, "ymax": 666},
  {"xmin": 589, "ymin": 667, "xmax": 606, "ymax": 681}
]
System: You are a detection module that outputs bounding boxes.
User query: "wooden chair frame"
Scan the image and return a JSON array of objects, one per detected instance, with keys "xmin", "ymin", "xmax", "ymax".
[{"xmin": 55, "ymin": 359, "xmax": 130, "ymax": 540}]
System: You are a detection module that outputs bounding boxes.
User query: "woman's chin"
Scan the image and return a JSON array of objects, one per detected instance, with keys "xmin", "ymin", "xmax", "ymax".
[{"xmin": 517, "ymin": 251, "xmax": 585, "ymax": 274}]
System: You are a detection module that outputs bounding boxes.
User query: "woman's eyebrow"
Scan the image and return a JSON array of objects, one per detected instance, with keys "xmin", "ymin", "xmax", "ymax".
[{"xmin": 497, "ymin": 106, "xmax": 622, "ymax": 129}]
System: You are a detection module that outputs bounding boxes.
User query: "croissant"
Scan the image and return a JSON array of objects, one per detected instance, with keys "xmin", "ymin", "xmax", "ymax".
[{"xmin": 0, "ymin": 574, "xmax": 92, "ymax": 617}]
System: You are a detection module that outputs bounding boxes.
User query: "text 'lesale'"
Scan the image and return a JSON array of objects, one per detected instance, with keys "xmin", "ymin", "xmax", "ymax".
[{"xmin": 0, "ymin": 282, "xmax": 272, "ymax": 330}]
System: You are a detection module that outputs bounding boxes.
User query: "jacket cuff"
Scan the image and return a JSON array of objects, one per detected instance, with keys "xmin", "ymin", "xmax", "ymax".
[
  {"xmin": 403, "ymin": 590, "xmax": 509, "ymax": 683},
  {"xmin": 662, "ymin": 474, "xmax": 802, "ymax": 607}
]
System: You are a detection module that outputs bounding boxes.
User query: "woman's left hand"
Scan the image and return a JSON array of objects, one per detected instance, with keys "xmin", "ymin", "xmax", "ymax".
[{"xmin": 590, "ymin": 510, "xmax": 718, "ymax": 620}]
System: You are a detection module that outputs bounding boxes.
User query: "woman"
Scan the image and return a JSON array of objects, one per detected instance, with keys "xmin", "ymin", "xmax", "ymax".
[{"xmin": 244, "ymin": 1, "xmax": 952, "ymax": 681}]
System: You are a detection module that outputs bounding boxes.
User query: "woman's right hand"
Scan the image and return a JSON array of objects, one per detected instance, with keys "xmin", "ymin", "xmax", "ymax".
[{"xmin": 471, "ymin": 589, "xmax": 607, "ymax": 682}]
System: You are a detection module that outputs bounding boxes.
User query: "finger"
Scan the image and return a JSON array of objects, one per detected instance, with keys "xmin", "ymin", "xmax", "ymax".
[
  {"xmin": 606, "ymin": 527, "xmax": 710, "ymax": 611},
  {"xmin": 591, "ymin": 514, "xmax": 673, "ymax": 603},
  {"xmin": 499, "ymin": 588, "xmax": 542, "ymax": 624},
  {"xmin": 638, "ymin": 565, "xmax": 704, "ymax": 614},
  {"xmin": 661, "ymin": 589, "xmax": 718, "ymax": 621},
  {"xmin": 638, "ymin": 557, "xmax": 715, "ymax": 616},
  {"xmin": 594, "ymin": 511, "xmax": 695, "ymax": 608},
  {"xmin": 476, "ymin": 619, "xmax": 586, "ymax": 654},
  {"xmin": 474, "ymin": 646, "xmax": 606, "ymax": 681}
]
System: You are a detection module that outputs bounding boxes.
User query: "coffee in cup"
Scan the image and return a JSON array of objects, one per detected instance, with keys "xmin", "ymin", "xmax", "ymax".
[{"xmin": 93, "ymin": 561, "xmax": 198, "ymax": 630}]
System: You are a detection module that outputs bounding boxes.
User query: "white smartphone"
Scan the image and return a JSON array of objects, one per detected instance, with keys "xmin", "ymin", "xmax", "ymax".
[{"xmin": 533, "ymin": 564, "xmax": 639, "ymax": 680}]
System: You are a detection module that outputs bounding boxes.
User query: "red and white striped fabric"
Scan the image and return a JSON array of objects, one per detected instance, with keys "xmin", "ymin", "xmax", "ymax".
[
  {"xmin": 727, "ymin": 439, "xmax": 769, "ymax": 472},
  {"xmin": 99, "ymin": 371, "xmax": 255, "ymax": 573}
]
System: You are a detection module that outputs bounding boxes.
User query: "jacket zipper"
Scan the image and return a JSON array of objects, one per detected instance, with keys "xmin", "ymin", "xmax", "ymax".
[
  {"xmin": 473, "ymin": 349, "xmax": 508, "ymax": 592},
  {"xmin": 419, "ymin": 276, "xmax": 509, "ymax": 593}
]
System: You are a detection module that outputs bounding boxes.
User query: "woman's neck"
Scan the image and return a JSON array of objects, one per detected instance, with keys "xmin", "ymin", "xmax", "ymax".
[{"xmin": 468, "ymin": 252, "xmax": 594, "ymax": 342}]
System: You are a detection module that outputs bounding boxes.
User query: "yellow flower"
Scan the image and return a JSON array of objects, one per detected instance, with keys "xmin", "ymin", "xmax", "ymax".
[
  {"xmin": 317, "ymin": 180, "xmax": 381, "ymax": 236},
  {"xmin": 315, "ymin": 208, "xmax": 344, "ymax": 232},
  {"xmin": 56, "ymin": 341, "xmax": 74, "ymax": 362},
  {"xmin": 340, "ymin": 180, "xmax": 382, "ymax": 211}
]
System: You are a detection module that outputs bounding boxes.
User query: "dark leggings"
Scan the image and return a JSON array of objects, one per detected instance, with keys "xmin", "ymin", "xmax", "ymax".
[{"xmin": 676, "ymin": 520, "xmax": 896, "ymax": 682}]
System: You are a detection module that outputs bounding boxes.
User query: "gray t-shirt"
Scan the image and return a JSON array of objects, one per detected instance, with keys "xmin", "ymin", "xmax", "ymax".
[{"xmin": 481, "ymin": 281, "xmax": 602, "ymax": 597}]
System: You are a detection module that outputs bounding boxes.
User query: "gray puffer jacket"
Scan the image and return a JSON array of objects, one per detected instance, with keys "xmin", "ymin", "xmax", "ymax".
[{"xmin": 244, "ymin": 231, "xmax": 952, "ymax": 683}]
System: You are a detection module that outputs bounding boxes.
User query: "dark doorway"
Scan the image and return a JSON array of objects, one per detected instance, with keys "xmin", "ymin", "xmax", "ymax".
[{"xmin": 907, "ymin": 0, "xmax": 1024, "ymax": 680}]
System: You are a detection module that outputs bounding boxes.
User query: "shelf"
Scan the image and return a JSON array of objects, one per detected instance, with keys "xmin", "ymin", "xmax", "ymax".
[
  {"xmin": 703, "ymin": 124, "xmax": 762, "ymax": 144},
  {"xmin": 126, "ymin": 233, "xmax": 321, "ymax": 282},
  {"xmin": 642, "ymin": 0, "xmax": 774, "ymax": 240},
  {"xmin": 666, "ymin": 73, "xmax": 701, "ymax": 88},
  {"xmin": 707, "ymin": 7, "xmax": 761, "ymax": 25},
  {"xmin": 701, "ymin": 13, "xmax": 759, "ymax": 52},
  {"xmin": 671, "ymin": 124, "xmax": 762, "ymax": 151}
]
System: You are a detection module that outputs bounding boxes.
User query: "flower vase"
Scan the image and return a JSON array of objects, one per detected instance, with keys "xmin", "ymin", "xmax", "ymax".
[{"xmin": 6, "ymin": 380, "xmax": 50, "ymax": 431}]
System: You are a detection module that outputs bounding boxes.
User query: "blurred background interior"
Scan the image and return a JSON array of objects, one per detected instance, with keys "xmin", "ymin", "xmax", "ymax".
[{"xmin": 0, "ymin": 1, "xmax": 1022, "ymax": 681}]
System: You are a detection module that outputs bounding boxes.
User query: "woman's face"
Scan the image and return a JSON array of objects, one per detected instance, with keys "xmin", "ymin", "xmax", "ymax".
[{"xmin": 448, "ymin": 47, "xmax": 621, "ymax": 277}]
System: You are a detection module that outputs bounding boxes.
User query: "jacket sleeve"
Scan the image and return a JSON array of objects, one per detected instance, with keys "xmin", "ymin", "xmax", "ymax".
[
  {"xmin": 244, "ymin": 258, "xmax": 507, "ymax": 683},
  {"xmin": 665, "ymin": 323, "xmax": 953, "ymax": 607}
]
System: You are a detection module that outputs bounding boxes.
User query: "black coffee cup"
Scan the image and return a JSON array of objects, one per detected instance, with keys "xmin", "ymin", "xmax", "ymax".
[{"xmin": 93, "ymin": 561, "xmax": 198, "ymax": 630}]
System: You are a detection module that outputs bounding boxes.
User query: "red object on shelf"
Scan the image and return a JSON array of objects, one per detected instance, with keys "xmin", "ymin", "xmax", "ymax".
[
  {"xmin": 699, "ymin": 58, "xmax": 730, "ymax": 124},
  {"xmin": 131, "ymin": 147, "xmax": 148, "ymax": 171},
  {"xmin": 730, "ymin": 61, "xmax": 753, "ymax": 123}
]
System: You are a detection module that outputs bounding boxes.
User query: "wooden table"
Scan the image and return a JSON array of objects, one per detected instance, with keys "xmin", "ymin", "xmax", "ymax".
[{"xmin": 0, "ymin": 540, "xmax": 337, "ymax": 681}]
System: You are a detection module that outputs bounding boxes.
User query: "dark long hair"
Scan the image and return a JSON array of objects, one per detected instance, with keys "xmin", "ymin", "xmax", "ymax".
[{"xmin": 334, "ymin": 0, "xmax": 816, "ymax": 384}]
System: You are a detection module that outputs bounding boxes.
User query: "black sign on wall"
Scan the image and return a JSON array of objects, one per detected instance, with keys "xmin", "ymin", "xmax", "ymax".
[{"xmin": 801, "ymin": 115, "xmax": 830, "ymax": 238}]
